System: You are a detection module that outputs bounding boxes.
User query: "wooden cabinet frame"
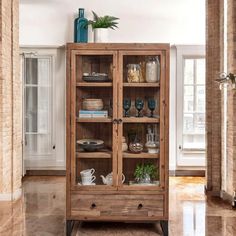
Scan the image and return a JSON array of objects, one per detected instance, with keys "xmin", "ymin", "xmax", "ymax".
[{"xmin": 66, "ymin": 43, "xmax": 169, "ymax": 236}]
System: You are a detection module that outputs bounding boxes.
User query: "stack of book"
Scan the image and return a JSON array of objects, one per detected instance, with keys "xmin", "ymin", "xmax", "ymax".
[{"xmin": 79, "ymin": 110, "xmax": 108, "ymax": 118}]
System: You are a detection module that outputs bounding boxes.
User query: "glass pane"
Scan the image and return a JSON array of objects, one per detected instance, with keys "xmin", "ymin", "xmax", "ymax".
[
  {"xmin": 37, "ymin": 87, "xmax": 50, "ymax": 133},
  {"xmin": 25, "ymin": 58, "xmax": 50, "ymax": 86},
  {"xmin": 194, "ymin": 113, "xmax": 205, "ymax": 133},
  {"xmin": 25, "ymin": 87, "xmax": 38, "ymax": 132},
  {"xmin": 25, "ymin": 87, "xmax": 50, "ymax": 133},
  {"xmin": 183, "ymin": 134, "xmax": 205, "ymax": 149},
  {"xmin": 76, "ymin": 122, "xmax": 113, "ymax": 186},
  {"xmin": 196, "ymin": 59, "xmax": 205, "ymax": 84},
  {"xmin": 122, "ymin": 123, "xmax": 160, "ymax": 187},
  {"xmin": 77, "ymin": 159, "xmax": 112, "ymax": 186},
  {"xmin": 196, "ymin": 86, "xmax": 205, "ymax": 112},
  {"xmin": 26, "ymin": 58, "xmax": 38, "ymax": 84},
  {"xmin": 183, "ymin": 114, "xmax": 194, "ymax": 133},
  {"xmin": 24, "ymin": 57, "xmax": 52, "ymax": 156},
  {"xmin": 184, "ymin": 59, "xmax": 194, "ymax": 85},
  {"xmin": 184, "ymin": 86, "xmax": 194, "ymax": 112},
  {"xmin": 38, "ymin": 58, "xmax": 50, "ymax": 86},
  {"xmin": 25, "ymin": 134, "xmax": 52, "ymax": 155}
]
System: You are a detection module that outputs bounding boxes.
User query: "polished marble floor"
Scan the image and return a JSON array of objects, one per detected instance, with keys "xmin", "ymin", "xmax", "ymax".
[{"xmin": 0, "ymin": 176, "xmax": 236, "ymax": 236}]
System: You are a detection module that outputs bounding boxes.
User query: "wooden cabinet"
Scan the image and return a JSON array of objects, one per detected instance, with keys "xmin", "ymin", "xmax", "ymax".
[{"xmin": 66, "ymin": 43, "xmax": 169, "ymax": 236}]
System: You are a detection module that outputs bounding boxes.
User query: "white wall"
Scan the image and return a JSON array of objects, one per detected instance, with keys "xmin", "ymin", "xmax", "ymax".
[
  {"xmin": 19, "ymin": 0, "xmax": 205, "ymax": 171},
  {"xmin": 19, "ymin": 0, "xmax": 205, "ymax": 45}
]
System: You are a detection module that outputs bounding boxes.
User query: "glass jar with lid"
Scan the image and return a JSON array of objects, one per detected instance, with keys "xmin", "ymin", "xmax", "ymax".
[
  {"xmin": 127, "ymin": 64, "xmax": 142, "ymax": 83},
  {"xmin": 146, "ymin": 57, "xmax": 160, "ymax": 83}
]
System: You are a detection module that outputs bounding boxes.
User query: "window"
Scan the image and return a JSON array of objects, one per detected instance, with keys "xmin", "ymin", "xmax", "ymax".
[
  {"xmin": 176, "ymin": 45, "xmax": 205, "ymax": 167},
  {"xmin": 183, "ymin": 58, "xmax": 205, "ymax": 150},
  {"xmin": 21, "ymin": 47, "xmax": 66, "ymax": 172},
  {"xmin": 24, "ymin": 57, "xmax": 53, "ymax": 156}
]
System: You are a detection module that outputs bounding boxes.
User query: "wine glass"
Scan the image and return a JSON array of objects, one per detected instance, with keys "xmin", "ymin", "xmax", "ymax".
[
  {"xmin": 109, "ymin": 99, "xmax": 113, "ymax": 117},
  {"xmin": 148, "ymin": 98, "xmax": 156, "ymax": 117},
  {"xmin": 123, "ymin": 98, "xmax": 131, "ymax": 117},
  {"xmin": 135, "ymin": 98, "xmax": 144, "ymax": 117}
]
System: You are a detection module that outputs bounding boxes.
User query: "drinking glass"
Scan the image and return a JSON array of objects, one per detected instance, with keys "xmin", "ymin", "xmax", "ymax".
[
  {"xmin": 148, "ymin": 98, "xmax": 156, "ymax": 117},
  {"xmin": 135, "ymin": 98, "xmax": 144, "ymax": 117},
  {"xmin": 123, "ymin": 98, "xmax": 131, "ymax": 117}
]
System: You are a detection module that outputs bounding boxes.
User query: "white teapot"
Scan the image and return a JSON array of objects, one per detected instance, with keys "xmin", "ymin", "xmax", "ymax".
[{"xmin": 100, "ymin": 172, "xmax": 125, "ymax": 185}]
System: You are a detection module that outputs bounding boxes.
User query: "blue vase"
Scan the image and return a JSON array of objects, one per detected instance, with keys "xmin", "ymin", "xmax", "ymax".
[{"xmin": 74, "ymin": 8, "xmax": 88, "ymax": 43}]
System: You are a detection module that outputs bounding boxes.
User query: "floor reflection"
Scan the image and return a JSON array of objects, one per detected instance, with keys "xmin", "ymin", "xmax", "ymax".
[{"xmin": 0, "ymin": 176, "xmax": 236, "ymax": 235}]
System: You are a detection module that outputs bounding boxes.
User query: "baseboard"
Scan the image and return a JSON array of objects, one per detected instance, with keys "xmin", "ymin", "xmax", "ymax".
[
  {"xmin": 26, "ymin": 170, "xmax": 66, "ymax": 176},
  {"xmin": 169, "ymin": 170, "xmax": 205, "ymax": 177},
  {"xmin": 0, "ymin": 188, "xmax": 22, "ymax": 201}
]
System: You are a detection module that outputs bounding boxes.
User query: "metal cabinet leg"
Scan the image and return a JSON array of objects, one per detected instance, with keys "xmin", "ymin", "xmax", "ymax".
[
  {"xmin": 160, "ymin": 220, "xmax": 168, "ymax": 236},
  {"xmin": 66, "ymin": 220, "xmax": 73, "ymax": 236}
]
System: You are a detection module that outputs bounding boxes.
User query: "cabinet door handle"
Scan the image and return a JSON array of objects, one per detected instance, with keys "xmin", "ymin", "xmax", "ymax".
[
  {"xmin": 138, "ymin": 203, "xmax": 143, "ymax": 209},
  {"xmin": 117, "ymin": 119, "xmax": 122, "ymax": 124},
  {"xmin": 113, "ymin": 119, "xmax": 118, "ymax": 124},
  {"xmin": 91, "ymin": 203, "xmax": 96, "ymax": 209}
]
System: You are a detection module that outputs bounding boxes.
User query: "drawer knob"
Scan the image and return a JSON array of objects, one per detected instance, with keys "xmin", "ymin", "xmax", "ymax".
[
  {"xmin": 91, "ymin": 203, "xmax": 96, "ymax": 209},
  {"xmin": 138, "ymin": 203, "xmax": 143, "ymax": 209}
]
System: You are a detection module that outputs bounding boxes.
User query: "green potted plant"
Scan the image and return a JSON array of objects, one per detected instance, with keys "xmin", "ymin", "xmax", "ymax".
[
  {"xmin": 134, "ymin": 163, "xmax": 158, "ymax": 184},
  {"xmin": 88, "ymin": 11, "xmax": 119, "ymax": 43}
]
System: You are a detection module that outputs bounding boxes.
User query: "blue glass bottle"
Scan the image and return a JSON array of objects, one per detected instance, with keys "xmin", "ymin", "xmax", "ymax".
[{"xmin": 74, "ymin": 8, "xmax": 88, "ymax": 43}]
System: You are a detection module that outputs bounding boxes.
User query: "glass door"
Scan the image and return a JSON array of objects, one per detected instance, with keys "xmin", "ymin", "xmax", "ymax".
[
  {"xmin": 23, "ymin": 55, "xmax": 54, "ymax": 168},
  {"xmin": 117, "ymin": 50, "xmax": 166, "ymax": 190},
  {"xmin": 70, "ymin": 50, "xmax": 118, "ymax": 190}
]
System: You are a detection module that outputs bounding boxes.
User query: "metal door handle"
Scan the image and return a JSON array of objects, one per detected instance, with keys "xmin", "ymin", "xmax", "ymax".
[
  {"xmin": 138, "ymin": 203, "xmax": 143, "ymax": 209},
  {"xmin": 179, "ymin": 145, "xmax": 182, "ymax": 150}
]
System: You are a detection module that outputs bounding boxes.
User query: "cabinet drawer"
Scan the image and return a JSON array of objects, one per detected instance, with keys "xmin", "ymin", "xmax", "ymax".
[{"xmin": 71, "ymin": 194, "xmax": 164, "ymax": 218}]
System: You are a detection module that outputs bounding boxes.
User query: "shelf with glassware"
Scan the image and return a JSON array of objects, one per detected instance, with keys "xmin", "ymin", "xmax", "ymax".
[{"xmin": 117, "ymin": 51, "xmax": 163, "ymax": 189}]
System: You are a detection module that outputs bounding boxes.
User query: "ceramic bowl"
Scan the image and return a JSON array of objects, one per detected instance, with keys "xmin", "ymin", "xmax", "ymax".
[
  {"xmin": 82, "ymin": 99, "xmax": 103, "ymax": 111},
  {"xmin": 77, "ymin": 139, "xmax": 104, "ymax": 152}
]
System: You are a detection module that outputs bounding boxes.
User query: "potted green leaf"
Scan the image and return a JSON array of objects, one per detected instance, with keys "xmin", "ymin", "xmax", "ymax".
[
  {"xmin": 134, "ymin": 163, "xmax": 158, "ymax": 184},
  {"xmin": 88, "ymin": 11, "xmax": 119, "ymax": 43}
]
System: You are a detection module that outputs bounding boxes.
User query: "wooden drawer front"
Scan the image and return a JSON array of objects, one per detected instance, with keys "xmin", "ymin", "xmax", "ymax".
[{"xmin": 71, "ymin": 194, "xmax": 164, "ymax": 218}]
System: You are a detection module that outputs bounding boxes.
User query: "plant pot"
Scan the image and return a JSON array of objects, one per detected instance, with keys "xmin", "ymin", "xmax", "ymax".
[
  {"xmin": 94, "ymin": 28, "xmax": 109, "ymax": 43},
  {"xmin": 138, "ymin": 174, "xmax": 151, "ymax": 184}
]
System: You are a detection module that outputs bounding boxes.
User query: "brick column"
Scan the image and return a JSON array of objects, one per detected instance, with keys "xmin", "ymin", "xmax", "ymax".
[
  {"xmin": 225, "ymin": 0, "xmax": 236, "ymax": 196},
  {"xmin": 206, "ymin": 0, "xmax": 224, "ymax": 193},
  {"xmin": 0, "ymin": 0, "xmax": 22, "ymax": 200}
]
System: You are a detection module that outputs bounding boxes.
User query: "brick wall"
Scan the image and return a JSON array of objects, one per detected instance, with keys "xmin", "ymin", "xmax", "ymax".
[
  {"xmin": 0, "ymin": 0, "xmax": 22, "ymax": 198},
  {"xmin": 226, "ymin": 0, "xmax": 236, "ymax": 195},
  {"xmin": 206, "ymin": 0, "xmax": 223, "ymax": 193},
  {"xmin": 206, "ymin": 0, "xmax": 236, "ymax": 198}
]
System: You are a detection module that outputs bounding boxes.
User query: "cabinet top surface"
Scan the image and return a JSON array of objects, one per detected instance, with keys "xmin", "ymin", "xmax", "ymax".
[{"xmin": 66, "ymin": 43, "xmax": 170, "ymax": 51}]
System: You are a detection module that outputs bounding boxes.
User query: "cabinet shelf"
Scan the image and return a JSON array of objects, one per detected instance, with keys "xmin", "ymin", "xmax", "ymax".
[
  {"xmin": 123, "ymin": 152, "xmax": 159, "ymax": 159},
  {"xmin": 76, "ymin": 82, "xmax": 113, "ymax": 87},
  {"xmin": 76, "ymin": 117, "xmax": 112, "ymax": 123},
  {"xmin": 123, "ymin": 117, "xmax": 160, "ymax": 123},
  {"xmin": 76, "ymin": 150, "xmax": 112, "ymax": 158},
  {"xmin": 123, "ymin": 82, "xmax": 160, "ymax": 87}
]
